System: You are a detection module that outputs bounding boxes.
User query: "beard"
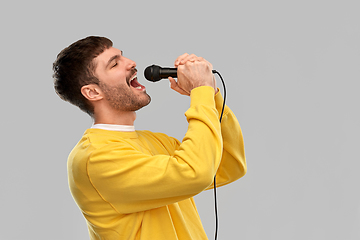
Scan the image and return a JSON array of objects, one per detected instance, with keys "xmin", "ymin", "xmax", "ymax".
[{"xmin": 99, "ymin": 81, "xmax": 151, "ymax": 112}]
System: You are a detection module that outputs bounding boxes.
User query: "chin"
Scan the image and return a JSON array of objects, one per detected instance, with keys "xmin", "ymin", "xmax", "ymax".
[
  {"xmin": 141, "ymin": 96, "xmax": 152, "ymax": 109},
  {"xmin": 133, "ymin": 95, "xmax": 151, "ymax": 112}
]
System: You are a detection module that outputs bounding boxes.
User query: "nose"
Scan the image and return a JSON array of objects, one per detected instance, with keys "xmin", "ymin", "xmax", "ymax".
[{"xmin": 125, "ymin": 57, "xmax": 136, "ymax": 70}]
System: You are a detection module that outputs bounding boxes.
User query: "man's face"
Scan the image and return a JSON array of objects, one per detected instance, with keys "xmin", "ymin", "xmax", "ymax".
[{"xmin": 93, "ymin": 47, "xmax": 151, "ymax": 111}]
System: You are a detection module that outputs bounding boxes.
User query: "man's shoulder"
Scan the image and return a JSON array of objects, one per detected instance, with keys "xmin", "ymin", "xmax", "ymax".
[
  {"xmin": 69, "ymin": 129, "xmax": 136, "ymax": 162},
  {"xmin": 136, "ymin": 130, "xmax": 180, "ymax": 147},
  {"xmin": 136, "ymin": 130, "xmax": 171, "ymax": 140},
  {"xmin": 71, "ymin": 128, "xmax": 136, "ymax": 152}
]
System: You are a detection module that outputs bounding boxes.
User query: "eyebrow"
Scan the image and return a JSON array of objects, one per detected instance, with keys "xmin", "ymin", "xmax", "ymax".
[{"xmin": 105, "ymin": 51, "xmax": 123, "ymax": 68}]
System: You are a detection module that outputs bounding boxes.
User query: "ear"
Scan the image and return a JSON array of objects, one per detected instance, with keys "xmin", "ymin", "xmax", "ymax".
[{"xmin": 81, "ymin": 84, "xmax": 103, "ymax": 102}]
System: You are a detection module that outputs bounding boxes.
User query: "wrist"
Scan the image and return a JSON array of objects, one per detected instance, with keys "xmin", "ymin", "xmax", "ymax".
[{"xmin": 192, "ymin": 82, "xmax": 216, "ymax": 94}]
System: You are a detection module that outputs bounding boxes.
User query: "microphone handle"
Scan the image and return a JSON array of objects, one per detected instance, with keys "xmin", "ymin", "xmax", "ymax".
[
  {"xmin": 159, "ymin": 68, "xmax": 178, "ymax": 78},
  {"xmin": 160, "ymin": 68, "xmax": 217, "ymax": 78},
  {"xmin": 144, "ymin": 65, "xmax": 218, "ymax": 82}
]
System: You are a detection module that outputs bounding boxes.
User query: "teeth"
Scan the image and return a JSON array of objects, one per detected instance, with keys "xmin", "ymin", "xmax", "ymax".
[
  {"xmin": 130, "ymin": 74, "xmax": 137, "ymax": 82},
  {"xmin": 129, "ymin": 73, "xmax": 142, "ymax": 89}
]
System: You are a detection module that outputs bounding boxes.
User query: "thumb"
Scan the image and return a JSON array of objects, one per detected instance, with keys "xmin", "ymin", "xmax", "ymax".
[{"xmin": 168, "ymin": 77, "xmax": 190, "ymax": 96}]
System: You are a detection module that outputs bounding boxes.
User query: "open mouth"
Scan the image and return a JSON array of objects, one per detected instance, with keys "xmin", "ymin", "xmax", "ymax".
[{"xmin": 129, "ymin": 73, "xmax": 145, "ymax": 90}]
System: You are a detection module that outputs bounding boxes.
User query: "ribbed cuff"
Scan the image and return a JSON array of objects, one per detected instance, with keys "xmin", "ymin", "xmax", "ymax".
[{"xmin": 190, "ymin": 86, "xmax": 215, "ymax": 108}]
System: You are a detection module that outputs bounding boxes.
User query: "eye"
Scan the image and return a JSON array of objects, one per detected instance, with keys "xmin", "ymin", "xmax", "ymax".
[{"xmin": 112, "ymin": 63, "xmax": 118, "ymax": 68}]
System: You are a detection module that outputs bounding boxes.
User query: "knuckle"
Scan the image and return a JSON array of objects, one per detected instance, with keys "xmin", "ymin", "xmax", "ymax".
[{"xmin": 177, "ymin": 64, "xmax": 185, "ymax": 71}]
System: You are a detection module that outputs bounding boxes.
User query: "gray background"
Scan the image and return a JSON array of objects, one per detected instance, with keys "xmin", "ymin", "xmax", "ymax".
[{"xmin": 1, "ymin": 0, "xmax": 359, "ymax": 239}]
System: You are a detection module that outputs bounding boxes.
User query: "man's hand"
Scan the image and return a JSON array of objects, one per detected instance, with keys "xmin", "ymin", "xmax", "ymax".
[{"xmin": 169, "ymin": 53, "xmax": 217, "ymax": 96}]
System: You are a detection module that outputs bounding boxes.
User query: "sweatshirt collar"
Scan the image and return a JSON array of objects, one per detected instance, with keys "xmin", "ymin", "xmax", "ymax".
[{"xmin": 91, "ymin": 124, "xmax": 135, "ymax": 132}]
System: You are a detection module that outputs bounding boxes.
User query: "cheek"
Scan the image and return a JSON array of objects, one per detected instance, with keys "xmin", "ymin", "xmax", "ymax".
[
  {"xmin": 116, "ymin": 71, "xmax": 129, "ymax": 84},
  {"xmin": 105, "ymin": 72, "xmax": 127, "ymax": 86}
]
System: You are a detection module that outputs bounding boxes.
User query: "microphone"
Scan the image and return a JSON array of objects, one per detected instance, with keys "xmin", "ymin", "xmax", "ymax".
[{"xmin": 144, "ymin": 64, "xmax": 217, "ymax": 82}]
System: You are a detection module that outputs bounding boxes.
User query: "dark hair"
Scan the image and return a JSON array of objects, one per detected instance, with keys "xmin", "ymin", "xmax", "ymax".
[{"xmin": 52, "ymin": 36, "xmax": 113, "ymax": 116}]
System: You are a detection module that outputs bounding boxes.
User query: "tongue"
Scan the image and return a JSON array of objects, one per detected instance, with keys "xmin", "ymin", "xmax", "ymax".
[{"xmin": 130, "ymin": 78, "xmax": 142, "ymax": 88}]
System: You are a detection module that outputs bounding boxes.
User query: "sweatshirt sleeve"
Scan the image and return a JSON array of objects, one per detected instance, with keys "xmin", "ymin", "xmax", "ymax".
[
  {"xmin": 86, "ymin": 86, "xmax": 223, "ymax": 214},
  {"xmin": 205, "ymin": 89, "xmax": 247, "ymax": 190}
]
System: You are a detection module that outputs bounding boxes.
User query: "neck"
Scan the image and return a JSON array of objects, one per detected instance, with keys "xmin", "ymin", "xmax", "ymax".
[{"xmin": 93, "ymin": 109, "xmax": 136, "ymax": 125}]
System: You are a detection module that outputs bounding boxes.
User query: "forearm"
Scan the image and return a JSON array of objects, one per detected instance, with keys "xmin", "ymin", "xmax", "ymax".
[{"xmin": 206, "ymin": 90, "xmax": 247, "ymax": 189}]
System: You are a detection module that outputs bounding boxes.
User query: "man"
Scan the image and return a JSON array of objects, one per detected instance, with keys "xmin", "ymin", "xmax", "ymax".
[{"xmin": 53, "ymin": 36, "xmax": 246, "ymax": 240}]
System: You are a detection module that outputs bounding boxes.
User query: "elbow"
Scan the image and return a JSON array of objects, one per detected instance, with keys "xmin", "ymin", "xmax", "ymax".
[
  {"xmin": 227, "ymin": 152, "xmax": 247, "ymax": 179},
  {"xmin": 239, "ymin": 163, "xmax": 247, "ymax": 178},
  {"xmin": 230, "ymin": 156, "xmax": 247, "ymax": 181},
  {"xmin": 237, "ymin": 157, "xmax": 247, "ymax": 178}
]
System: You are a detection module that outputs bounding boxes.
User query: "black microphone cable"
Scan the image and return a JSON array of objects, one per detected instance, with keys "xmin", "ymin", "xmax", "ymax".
[
  {"xmin": 213, "ymin": 70, "xmax": 226, "ymax": 240},
  {"xmin": 144, "ymin": 65, "xmax": 227, "ymax": 240}
]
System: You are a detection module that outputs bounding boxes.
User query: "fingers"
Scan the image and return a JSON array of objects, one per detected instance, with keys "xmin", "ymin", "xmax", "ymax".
[
  {"xmin": 174, "ymin": 53, "xmax": 205, "ymax": 67},
  {"xmin": 174, "ymin": 53, "xmax": 213, "ymax": 72},
  {"xmin": 174, "ymin": 53, "xmax": 189, "ymax": 66},
  {"xmin": 171, "ymin": 53, "xmax": 216, "ymax": 95},
  {"xmin": 168, "ymin": 77, "xmax": 190, "ymax": 96}
]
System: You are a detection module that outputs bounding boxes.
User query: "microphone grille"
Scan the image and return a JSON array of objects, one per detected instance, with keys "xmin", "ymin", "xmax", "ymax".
[{"xmin": 144, "ymin": 65, "xmax": 161, "ymax": 82}]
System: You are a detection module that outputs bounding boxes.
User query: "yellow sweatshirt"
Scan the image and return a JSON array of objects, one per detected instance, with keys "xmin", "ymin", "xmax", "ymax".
[{"xmin": 68, "ymin": 86, "xmax": 246, "ymax": 240}]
